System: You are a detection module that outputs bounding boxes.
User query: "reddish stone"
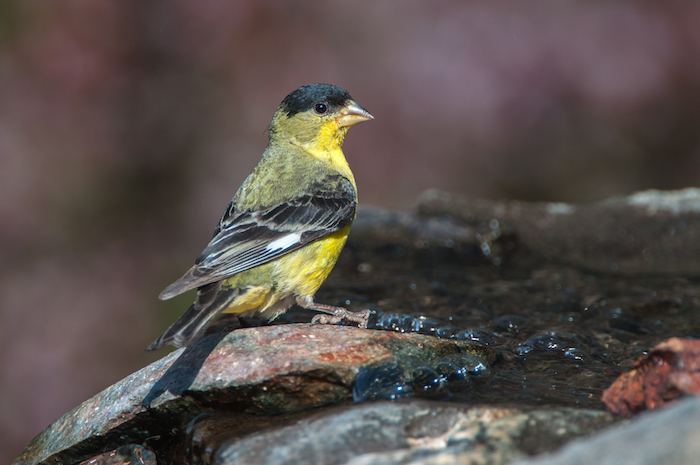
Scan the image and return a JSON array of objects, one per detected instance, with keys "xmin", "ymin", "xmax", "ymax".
[
  {"xmin": 16, "ymin": 325, "xmax": 493, "ymax": 465},
  {"xmin": 602, "ymin": 337, "xmax": 700, "ymax": 415}
]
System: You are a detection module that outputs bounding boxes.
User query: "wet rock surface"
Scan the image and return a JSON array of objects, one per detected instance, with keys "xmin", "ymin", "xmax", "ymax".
[
  {"xmin": 77, "ymin": 445, "xmax": 156, "ymax": 465},
  {"xmin": 512, "ymin": 395, "xmax": 700, "ymax": 465},
  {"xmin": 15, "ymin": 325, "xmax": 493, "ymax": 464},
  {"xmin": 212, "ymin": 401, "xmax": 613, "ymax": 465},
  {"xmin": 602, "ymin": 337, "xmax": 700, "ymax": 414},
  {"xmin": 416, "ymin": 188, "xmax": 700, "ymax": 275},
  {"xmin": 16, "ymin": 189, "xmax": 700, "ymax": 464}
]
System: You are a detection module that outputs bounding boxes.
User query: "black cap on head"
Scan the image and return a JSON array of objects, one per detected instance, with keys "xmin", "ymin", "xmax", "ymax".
[{"xmin": 280, "ymin": 84, "xmax": 352, "ymax": 117}]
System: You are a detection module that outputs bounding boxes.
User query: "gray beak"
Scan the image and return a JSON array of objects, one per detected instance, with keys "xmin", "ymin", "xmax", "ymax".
[{"xmin": 337, "ymin": 100, "xmax": 374, "ymax": 128}]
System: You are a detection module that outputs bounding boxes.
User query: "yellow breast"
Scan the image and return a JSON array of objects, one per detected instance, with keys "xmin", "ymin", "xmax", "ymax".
[{"xmin": 272, "ymin": 224, "xmax": 352, "ymax": 297}]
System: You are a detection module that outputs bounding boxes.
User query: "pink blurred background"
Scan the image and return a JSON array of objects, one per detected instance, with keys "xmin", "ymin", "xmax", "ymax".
[{"xmin": 2, "ymin": 1, "xmax": 700, "ymax": 460}]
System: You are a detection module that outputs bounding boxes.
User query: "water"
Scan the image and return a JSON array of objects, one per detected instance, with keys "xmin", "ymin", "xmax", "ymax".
[
  {"xmin": 275, "ymin": 238, "xmax": 700, "ymax": 410},
  {"xmin": 81, "ymin": 223, "xmax": 700, "ymax": 464}
]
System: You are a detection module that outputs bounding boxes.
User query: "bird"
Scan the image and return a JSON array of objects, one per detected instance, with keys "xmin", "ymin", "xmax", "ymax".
[{"xmin": 148, "ymin": 83, "xmax": 373, "ymax": 351}]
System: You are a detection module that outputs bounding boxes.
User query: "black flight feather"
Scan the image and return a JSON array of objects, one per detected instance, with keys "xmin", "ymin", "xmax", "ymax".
[{"xmin": 158, "ymin": 174, "xmax": 356, "ymax": 300}]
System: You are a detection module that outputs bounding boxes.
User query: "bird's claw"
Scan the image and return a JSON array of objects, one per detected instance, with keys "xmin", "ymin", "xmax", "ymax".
[
  {"xmin": 312, "ymin": 314, "xmax": 342, "ymax": 325},
  {"xmin": 311, "ymin": 308, "xmax": 371, "ymax": 328}
]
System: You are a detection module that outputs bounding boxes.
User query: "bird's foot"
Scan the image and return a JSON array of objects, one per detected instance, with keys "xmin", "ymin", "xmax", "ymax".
[
  {"xmin": 310, "ymin": 307, "xmax": 370, "ymax": 328},
  {"xmin": 297, "ymin": 296, "xmax": 371, "ymax": 328}
]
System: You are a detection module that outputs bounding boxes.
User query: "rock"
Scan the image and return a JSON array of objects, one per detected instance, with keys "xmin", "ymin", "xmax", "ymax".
[
  {"xmin": 512, "ymin": 395, "xmax": 700, "ymax": 465},
  {"xmin": 77, "ymin": 445, "xmax": 156, "ymax": 465},
  {"xmin": 15, "ymin": 325, "xmax": 493, "ymax": 465},
  {"xmin": 210, "ymin": 401, "xmax": 614, "ymax": 465},
  {"xmin": 602, "ymin": 337, "xmax": 700, "ymax": 415},
  {"xmin": 414, "ymin": 188, "xmax": 700, "ymax": 275},
  {"xmin": 15, "ymin": 188, "xmax": 700, "ymax": 464}
]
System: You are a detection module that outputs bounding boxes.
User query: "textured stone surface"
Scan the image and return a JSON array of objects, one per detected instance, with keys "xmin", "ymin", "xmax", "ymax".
[
  {"xmin": 76, "ymin": 445, "xmax": 156, "ymax": 465},
  {"xmin": 212, "ymin": 401, "xmax": 614, "ymax": 465},
  {"xmin": 413, "ymin": 188, "xmax": 700, "ymax": 275},
  {"xmin": 603, "ymin": 337, "xmax": 700, "ymax": 415},
  {"xmin": 512, "ymin": 395, "xmax": 700, "ymax": 465},
  {"xmin": 16, "ymin": 188, "xmax": 700, "ymax": 464},
  {"xmin": 15, "ymin": 325, "xmax": 492, "ymax": 465}
]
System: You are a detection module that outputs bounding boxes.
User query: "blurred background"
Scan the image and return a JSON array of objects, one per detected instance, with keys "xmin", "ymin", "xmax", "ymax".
[{"xmin": 2, "ymin": 0, "xmax": 700, "ymax": 460}]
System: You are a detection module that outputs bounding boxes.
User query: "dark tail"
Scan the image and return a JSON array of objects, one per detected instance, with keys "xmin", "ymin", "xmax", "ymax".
[{"xmin": 147, "ymin": 282, "xmax": 238, "ymax": 351}]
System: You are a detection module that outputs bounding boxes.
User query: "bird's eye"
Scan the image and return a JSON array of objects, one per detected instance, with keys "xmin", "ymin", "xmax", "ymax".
[{"xmin": 314, "ymin": 103, "xmax": 328, "ymax": 114}]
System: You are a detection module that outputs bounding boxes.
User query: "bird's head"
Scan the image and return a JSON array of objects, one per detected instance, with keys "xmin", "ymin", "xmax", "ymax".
[{"xmin": 269, "ymin": 83, "xmax": 373, "ymax": 150}]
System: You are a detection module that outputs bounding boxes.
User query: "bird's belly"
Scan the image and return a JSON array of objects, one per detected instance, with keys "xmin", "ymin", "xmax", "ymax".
[
  {"xmin": 219, "ymin": 224, "xmax": 351, "ymax": 319},
  {"xmin": 272, "ymin": 224, "xmax": 351, "ymax": 297}
]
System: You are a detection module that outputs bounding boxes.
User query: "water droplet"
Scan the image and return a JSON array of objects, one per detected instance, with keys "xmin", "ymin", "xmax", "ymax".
[
  {"xmin": 455, "ymin": 329, "xmax": 500, "ymax": 346},
  {"xmin": 353, "ymin": 363, "xmax": 413, "ymax": 402},
  {"xmin": 480, "ymin": 243, "xmax": 491, "ymax": 255},
  {"xmin": 436, "ymin": 360, "xmax": 468, "ymax": 381},
  {"xmin": 357, "ymin": 263, "xmax": 372, "ymax": 273},
  {"xmin": 412, "ymin": 366, "xmax": 446, "ymax": 397},
  {"xmin": 375, "ymin": 312, "xmax": 414, "ymax": 333},
  {"xmin": 435, "ymin": 326, "xmax": 459, "ymax": 339},
  {"xmin": 411, "ymin": 316, "xmax": 442, "ymax": 335}
]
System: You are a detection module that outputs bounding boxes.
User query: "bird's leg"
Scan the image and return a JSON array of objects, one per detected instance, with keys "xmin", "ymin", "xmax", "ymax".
[{"xmin": 296, "ymin": 296, "xmax": 370, "ymax": 329}]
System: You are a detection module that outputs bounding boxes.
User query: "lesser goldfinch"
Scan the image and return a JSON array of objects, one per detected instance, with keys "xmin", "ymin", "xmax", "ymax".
[{"xmin": 148, "ymin": 84, "xmax": 373, "ymax": 350}]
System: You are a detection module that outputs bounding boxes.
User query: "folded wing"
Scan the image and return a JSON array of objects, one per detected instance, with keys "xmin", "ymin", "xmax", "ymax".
[{"xmin": 159, "ymin": 174, "xmax": 356, "ymax": 300}]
